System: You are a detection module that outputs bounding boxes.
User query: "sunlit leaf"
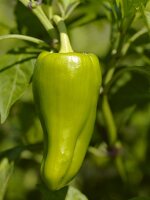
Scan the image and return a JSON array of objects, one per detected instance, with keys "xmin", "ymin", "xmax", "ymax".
[
  {"xmin": 0, "ymin": 0, "xmax": 16, "ymax": 29},
  {"xmin": 141, "ymin": 1, "xmax": 150, "ymax": 32},
  {"xmin": 0, "ymin": 158, "xmax": 14, "ymax": 200},
  {"xmin": 66, "ymin": 186, "xmax": 88, "ymax": 200},
  {"xmin": 0, "ymin": 53, "xmax": 36, "ymax": 123}
]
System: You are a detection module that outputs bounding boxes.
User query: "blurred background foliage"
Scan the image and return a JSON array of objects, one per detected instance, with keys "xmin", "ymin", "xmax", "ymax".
[{"xmin": 0, "ymin": 0, "xmax": 150, "ymax": 200}]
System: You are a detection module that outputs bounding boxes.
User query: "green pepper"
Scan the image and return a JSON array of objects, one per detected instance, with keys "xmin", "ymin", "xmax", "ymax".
[{"xmin": 32, "ymin": 16, "xmax": 102, "ymax": 190}]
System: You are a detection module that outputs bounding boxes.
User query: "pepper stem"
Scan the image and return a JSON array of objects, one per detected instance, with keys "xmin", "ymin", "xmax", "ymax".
[{"xmin": 53, "ymin": 15, "xmax": 73, "ymax": 53}]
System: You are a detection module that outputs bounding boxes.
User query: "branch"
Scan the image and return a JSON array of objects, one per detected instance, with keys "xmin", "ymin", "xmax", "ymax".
[{"xmin": 0, "ymin": 34, "xmax": 49, "ymax": 46}]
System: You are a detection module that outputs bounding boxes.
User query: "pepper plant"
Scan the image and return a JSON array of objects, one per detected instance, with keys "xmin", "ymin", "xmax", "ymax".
[{"xmin": 0, "ymin": 0, "xmax": 150, "ymax": 200}]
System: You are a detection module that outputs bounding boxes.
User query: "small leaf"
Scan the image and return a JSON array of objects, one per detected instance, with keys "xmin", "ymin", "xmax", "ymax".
[
  {"xmin": 116, "ymin": 0, "xmax": 148, "ymax": 18},
  {"xmin": 65, "ymin": 1, "xmax": 80, "ymax": 19},
  {"xmin": 39, "ymin": 185, "xmax": 88, "ymax": 200},
  {"xmin": 39, "ymin": 184, "xmax": 68, "ymax": 200},
  {"xmin": 60, "ymin": 0, "xmax": 79, "ymax": 10},
  {"xmin": 0, "ymin": 158, "xmax": 14, "ymax": 200},
  {"xmin": 0, "ymin": 52, "xmax": 36, "ymax": 123},
  {"xmin": 141, "ymin": 1, "xmax": 150, "ymax": 33},
  {"xmin": 66, "ymin": 186, "xmax": 88, "ymax": 200}
]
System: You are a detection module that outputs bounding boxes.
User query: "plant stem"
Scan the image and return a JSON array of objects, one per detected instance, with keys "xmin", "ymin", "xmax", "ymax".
[
  {"xmin": 19, "ymin": 0, "xmax": 55, "ymax": 37},
  {"xmin": 64, "ymin": 1, "xmax": 80, "ymax": 20},
  {"xmin": 104, "ymin": 68, "xmax": 115, "ymax": 85},
  {"xmin": 102, "ymin": 61, "xmax": 117, "ymax": 146},
  {"xmin": 102, "ymin": 95, "xmax": 117, "ymax": 146},
  {"xmin": 53, "ymin": 15, "xmax": 73, "ymax": 53},
  {"xmin": 0, "ymin": 34, "xmax": 48, "ymax": 46},
  {"xmin": 115, "ymin": 154, "xmax": 127, "ymax": 182},
  {"xmin": 122, "ymin": 28, "xmax": 148, "ymax": 56}
]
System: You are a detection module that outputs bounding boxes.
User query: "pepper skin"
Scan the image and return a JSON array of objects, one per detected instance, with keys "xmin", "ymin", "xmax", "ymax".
[{"xmin": 32, "ymin": 51, "xmax": 102, "ymax": 190}]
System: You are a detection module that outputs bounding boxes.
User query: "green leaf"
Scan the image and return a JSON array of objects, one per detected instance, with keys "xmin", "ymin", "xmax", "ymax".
[
  {"xmin": 39, "ymin": 185, "xmax": 68, "ymax": 200},
  {"xmin": 65, "ymin": 1, "xmax": 80, "ymax": 19},
  {"xmin": 39, "ymin": 185, "xmax": 88, "ymax": 200},
  {"xmin": 0, "ymin": 52, "xmax": 36, "ymax": 123},
  {"xmin": 141, "ymin": 1, "xmax": 150, "ymax": 32},
  {"xmin": 115, "ymin": 0, "xmax": 148, "ymax": 19},
  {"xmin": 0, "ymin": 0, "xmax": 16, "ymax": 30},
  {"xmin": 66, "ymin": 186, "xmax": 88, "ymax": 200},
  {"xmin": 0, "ymin": 158, "xmax": 14, "ymax": 200},
  {"xmin": 60, "ymin": 0, "xmax": 79, "ymax": 10}
]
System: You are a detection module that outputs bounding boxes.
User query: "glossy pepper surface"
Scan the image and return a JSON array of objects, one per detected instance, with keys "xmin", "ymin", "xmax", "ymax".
[{"xmin": 32, "ymin": 51, "xmax": 101, "ymax": 190}]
